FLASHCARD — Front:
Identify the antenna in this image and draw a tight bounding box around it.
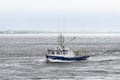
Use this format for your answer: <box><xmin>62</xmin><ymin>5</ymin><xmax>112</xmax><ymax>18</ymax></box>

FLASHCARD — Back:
<box><xmin>57</xmin><ymin>16</ymin><xmax>66</xmax><ymax>34</ymax></box>
<box><xmin>63</xmin><ymin>16</ymin><xmax>65</xmax><ymax>34</ymax></box>
<box><xmin>58</xmin><ymin>16</ymin><xmax>60</xmax><ymax>34</ymax></box>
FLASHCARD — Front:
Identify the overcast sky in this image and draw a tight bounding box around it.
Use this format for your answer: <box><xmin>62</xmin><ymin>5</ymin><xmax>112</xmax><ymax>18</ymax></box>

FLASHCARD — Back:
<box><xmin>0</xmin><ymin>0</ymin><xmax>120</xmax><ymax>32</ymax></box>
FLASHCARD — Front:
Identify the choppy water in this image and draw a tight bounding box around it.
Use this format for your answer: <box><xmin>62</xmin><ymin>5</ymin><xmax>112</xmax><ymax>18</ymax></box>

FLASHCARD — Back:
<box><xmin>0</xmin><ymin>34</ymin><xmax>120</xmax><ymax>80</ymax></box>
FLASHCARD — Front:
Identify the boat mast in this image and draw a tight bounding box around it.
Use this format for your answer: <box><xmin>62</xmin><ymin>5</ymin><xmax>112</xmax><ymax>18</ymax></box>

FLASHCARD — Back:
<box><xmin>57</xmin><ymin>16</ymin><xmax>65</xmax><ymax>49</ymax></box>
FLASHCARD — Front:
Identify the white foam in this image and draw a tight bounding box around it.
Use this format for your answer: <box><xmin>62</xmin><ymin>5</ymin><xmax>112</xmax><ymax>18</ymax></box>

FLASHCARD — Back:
<box><xmin>88</xmin><ymin>56</ymin><xmax>119</xmax><ymax>62</ymax></box>
<box><xmin>46</xmin><ymin>59</ymin><xmax>74</xmax><ymax>62</ymax></box>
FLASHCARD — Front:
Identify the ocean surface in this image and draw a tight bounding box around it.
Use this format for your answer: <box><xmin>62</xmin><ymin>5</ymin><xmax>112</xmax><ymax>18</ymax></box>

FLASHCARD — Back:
<box><xmin>0</xmin><ymin>34</ymin><xmax>120</xmax><ymax>80</ymax></box>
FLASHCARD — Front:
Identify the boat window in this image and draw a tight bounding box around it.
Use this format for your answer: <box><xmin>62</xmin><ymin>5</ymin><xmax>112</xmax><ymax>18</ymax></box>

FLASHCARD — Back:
<box><xmin>57</xmin><ymin>51</ymin><xmax>59</xmax><ymax>54</ymax></box>
<box><xmin>52</xmin><ymin>51</ymin><xmax>54</xmax><ymax>54</ymax></box>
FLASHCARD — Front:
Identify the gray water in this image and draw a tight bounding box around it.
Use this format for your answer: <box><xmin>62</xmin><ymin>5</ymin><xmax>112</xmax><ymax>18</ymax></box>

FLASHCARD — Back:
<box><xmin>0</xmin><ymin>35</ymin><xmax>120</xmax><ymax>80</ymax></box>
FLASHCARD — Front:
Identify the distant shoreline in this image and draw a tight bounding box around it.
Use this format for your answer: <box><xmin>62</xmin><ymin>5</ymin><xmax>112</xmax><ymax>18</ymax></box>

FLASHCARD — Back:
<box><xmin>0</xmin><ymin>30</ymin><xmax>120</xmax><ymax>34</ymax></box>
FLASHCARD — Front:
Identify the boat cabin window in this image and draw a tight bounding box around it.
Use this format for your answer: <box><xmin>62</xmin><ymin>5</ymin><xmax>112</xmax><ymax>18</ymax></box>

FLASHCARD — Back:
<box><xmin>48</xmin><ymin>49</ymin><xmax>68</xmax><ymax>55</ymax></box>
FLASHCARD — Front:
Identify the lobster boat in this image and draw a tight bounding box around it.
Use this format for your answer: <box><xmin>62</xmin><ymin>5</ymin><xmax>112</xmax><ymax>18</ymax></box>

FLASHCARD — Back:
<box><xmin>46</xmin><ymin>33</ymin><xmax>89</xmax><ymax>62</ymax></box>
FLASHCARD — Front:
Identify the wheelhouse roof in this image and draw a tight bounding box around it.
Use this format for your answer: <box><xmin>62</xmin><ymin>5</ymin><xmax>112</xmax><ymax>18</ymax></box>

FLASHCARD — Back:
<box><xmin>48</xmin><ymin>50</ymin><xmax>68</xmax><ymax>52</ymax></box>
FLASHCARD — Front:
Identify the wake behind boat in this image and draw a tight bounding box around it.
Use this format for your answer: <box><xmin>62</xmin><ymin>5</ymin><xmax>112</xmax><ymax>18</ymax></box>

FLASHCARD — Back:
<box><xmin>46</xmin><ymin>33</ymin><xmax>90</xmax><ymax>62</ymax></box>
